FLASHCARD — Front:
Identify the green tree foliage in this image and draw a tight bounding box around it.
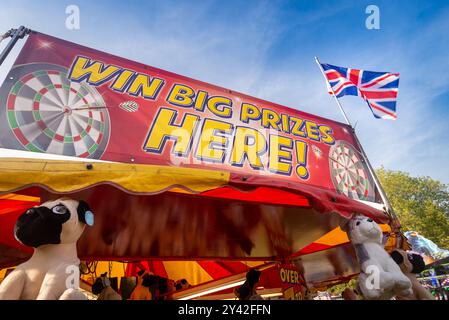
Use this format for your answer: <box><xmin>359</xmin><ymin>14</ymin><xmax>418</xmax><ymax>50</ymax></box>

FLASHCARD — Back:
<box><xmin>376</xmin><ymin>168</ymin><xmax>449</xmax><ymax>248</ymax></box>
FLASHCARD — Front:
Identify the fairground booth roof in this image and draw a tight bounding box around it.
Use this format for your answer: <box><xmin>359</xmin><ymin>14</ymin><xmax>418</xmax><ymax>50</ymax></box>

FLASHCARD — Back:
<box><xmin>0</xmin><ymin>30</ymin><xmax>401</xmax><ymax>289</ymax></box>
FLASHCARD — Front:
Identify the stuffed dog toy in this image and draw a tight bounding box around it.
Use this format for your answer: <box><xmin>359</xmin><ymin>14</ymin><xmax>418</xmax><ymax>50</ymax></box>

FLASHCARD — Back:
<box><xmin>342</xmin><ymin>215</ymin><xmax>412</xmax><ymax>300</ymax></box>
<box><xmin>390</xmin><ymin>249</ymin><xmax>434</xmax><ymax>300</ymax></box>
<box><xmin>0</xmin><ymin>198</ymin><xmax>94</xmax><ymax>300</ymax></box>
<box><xmin>175</xmin><ymin>279</ymin><xmax>191</xmax><ymax>291</ymax></box>
<box><xmin>92</xmin><ymin>272</ymin><xmax>122</xmax><ymax>300</ymax></box>
<box><xmin>129</xmin><ymin>270</ymin><xmax>153</xmax><ymax>300</ymax></box>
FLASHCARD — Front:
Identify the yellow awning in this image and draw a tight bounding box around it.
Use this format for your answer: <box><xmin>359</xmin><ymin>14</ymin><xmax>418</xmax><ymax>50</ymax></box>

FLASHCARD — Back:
<box><xmin>0</xmin><ymin>158</ymin><xmax>230</xmax><ymax>195</ymax></box>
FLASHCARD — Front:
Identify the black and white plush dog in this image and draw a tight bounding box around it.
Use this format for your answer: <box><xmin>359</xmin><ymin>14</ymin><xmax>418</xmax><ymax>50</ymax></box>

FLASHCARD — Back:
<box><xmin>92</xmin><ymin>272</ymin><xmax>122</xmax><ymax>300</ymax></box>
<box><xmin>0</xmin><ymin>198</ymin><xmax>94</xmax><ymax>300</ymax></box>
<box><xmin>390</xmin><ymin>249</ymin><xmax>434</xmax><ymax>300</ymax></box>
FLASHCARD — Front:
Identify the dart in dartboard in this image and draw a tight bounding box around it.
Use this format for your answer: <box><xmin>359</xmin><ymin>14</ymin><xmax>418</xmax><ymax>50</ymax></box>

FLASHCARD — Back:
<box><xmin>328</xmin><ymin>140</ymin><xmax>375</xmax><ymax>201</ymax></box>
<box><xmin>0</xmin><ymin>63</ymin><xmax>110</xmax><ymax>158</ymax></box>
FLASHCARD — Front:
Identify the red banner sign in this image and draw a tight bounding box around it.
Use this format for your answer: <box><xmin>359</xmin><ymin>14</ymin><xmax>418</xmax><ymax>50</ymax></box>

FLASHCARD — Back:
<box><xmin>260</xmin><ymin>264</ymin><xmax>306</xmax><ymax>300</ymax></box>
<box><xmin>0</xmin><ymin>32</ymin><xmax>376</xmax><ymax>201</ymax></box>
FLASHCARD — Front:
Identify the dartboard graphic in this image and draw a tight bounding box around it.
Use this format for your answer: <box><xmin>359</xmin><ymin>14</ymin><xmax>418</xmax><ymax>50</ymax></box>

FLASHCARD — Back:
<box><xmin>0</xmin><ymin>63</ymin><xmax>110</xmax><ymax>158</ymax></box>
<box><xmin>328</xmin><ymin>140</ymin><xmax>374</xmax><ymax>201</ymax></box>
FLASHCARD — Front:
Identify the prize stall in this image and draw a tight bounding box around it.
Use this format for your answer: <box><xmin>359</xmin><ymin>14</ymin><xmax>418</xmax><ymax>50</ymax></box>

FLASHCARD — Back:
<box><xmin>0</xmin><ymin>29</ymin><xmax>406</xmax><ymax>300</ymax></box>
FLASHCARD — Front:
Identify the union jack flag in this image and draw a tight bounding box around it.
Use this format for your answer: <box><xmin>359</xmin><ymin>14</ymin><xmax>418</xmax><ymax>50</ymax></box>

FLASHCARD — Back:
<box><xmin>320</xmin><ymin>62</ymin><xmax>399</xmax><ymax>120</ymax></box>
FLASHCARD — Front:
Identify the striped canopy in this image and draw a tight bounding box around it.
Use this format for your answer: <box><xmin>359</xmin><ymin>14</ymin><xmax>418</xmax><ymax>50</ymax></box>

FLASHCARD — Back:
<box><xmin>0</xmin><ymin>157</ymin><xmax>402</xmax><ymax>289</ymax></box>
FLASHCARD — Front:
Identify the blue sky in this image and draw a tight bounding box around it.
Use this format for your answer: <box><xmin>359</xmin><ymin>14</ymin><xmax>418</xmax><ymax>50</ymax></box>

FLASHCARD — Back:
<box><xmin>1</xmin><ymin>0</ymin><xmax>448</xmax><ymax>183</ymax></box>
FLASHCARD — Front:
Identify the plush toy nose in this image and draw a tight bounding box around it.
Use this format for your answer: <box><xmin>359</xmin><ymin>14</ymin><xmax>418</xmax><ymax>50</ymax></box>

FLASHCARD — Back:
<box><xmin>25</xmin><ymin>207</ymin><xmax>44</xmax><ymax>218</ymax></box>
<box><xmin>367</xmin><ymin>218</ymin><xmax>373</xmax><ymax>222</ymax></box>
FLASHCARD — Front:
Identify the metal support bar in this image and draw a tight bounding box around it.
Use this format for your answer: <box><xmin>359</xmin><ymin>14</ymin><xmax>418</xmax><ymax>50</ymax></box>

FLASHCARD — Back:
<box><xmin>0</xmin><ymin>26</ymin><xmax>30</xmax><ymax>67</ymax></box>
<box><xmin>350</xmin><ymin>127</ymin><xmax>398</xmax><ymax>222</ymax></box>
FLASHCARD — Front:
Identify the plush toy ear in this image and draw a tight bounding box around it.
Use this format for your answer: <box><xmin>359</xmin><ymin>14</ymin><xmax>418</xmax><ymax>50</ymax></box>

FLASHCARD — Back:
<box><xmin>339</xmin><ymin>218</ymin><xmax>351</xmax><ymax>233</ymax></box>
<box><xmin>77</xmin><ymin>200</ymin><xmax>94</xmax><ymax>226</ymax></box>
<box><xmin>91</xmin><ymin>278</ymin><xmax>104</xmax><ymax>295</ymax></box>
<box><xmin>101</xmin><ymin>273</ymin><xmax>111</xmax><ymax>287</ymax></box>
<box><xmin>390</xmin><ymin>250</ymin><xmax>404</xmax><ymax>265</ymax></box>
<box><xmin>409</xmin><ymin>253</ymin><xmax>425</xmax><ymax>274</ymax></box>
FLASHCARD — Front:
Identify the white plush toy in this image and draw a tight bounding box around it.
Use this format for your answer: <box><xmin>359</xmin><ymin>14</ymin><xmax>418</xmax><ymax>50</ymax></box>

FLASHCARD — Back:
<box><xmin>342</xmin><ymin>215</ymin><xmax>412</xmax><ymax>300</ymax></box>
<box><xmin>0</xmin><ymin>198</ymin><xmax>94</xmax><ymax>300</ymax></box>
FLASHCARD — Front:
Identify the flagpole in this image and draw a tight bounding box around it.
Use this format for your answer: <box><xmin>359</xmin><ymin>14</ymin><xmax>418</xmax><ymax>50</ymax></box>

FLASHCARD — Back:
<box><xmin>315</xmin><ymin>57</ymin><xmax>352</xmax><ymax>126</ymax></box>
<box><xmin>314</xmin><ymin>57</ymin><xmax>398</xmax><ymax>224</ymax></box>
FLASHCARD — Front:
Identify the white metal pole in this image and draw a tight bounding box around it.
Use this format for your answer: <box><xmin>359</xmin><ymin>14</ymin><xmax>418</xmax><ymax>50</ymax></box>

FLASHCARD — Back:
<box><xmin>314</xmin><ymin>57</ymin><xmax>397</xmax><ymax>223</ymax></box>
<box><xmin>315</xmin><ymin>57</ymin><xmax>352</xmax><ymax>126</ymax></box>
